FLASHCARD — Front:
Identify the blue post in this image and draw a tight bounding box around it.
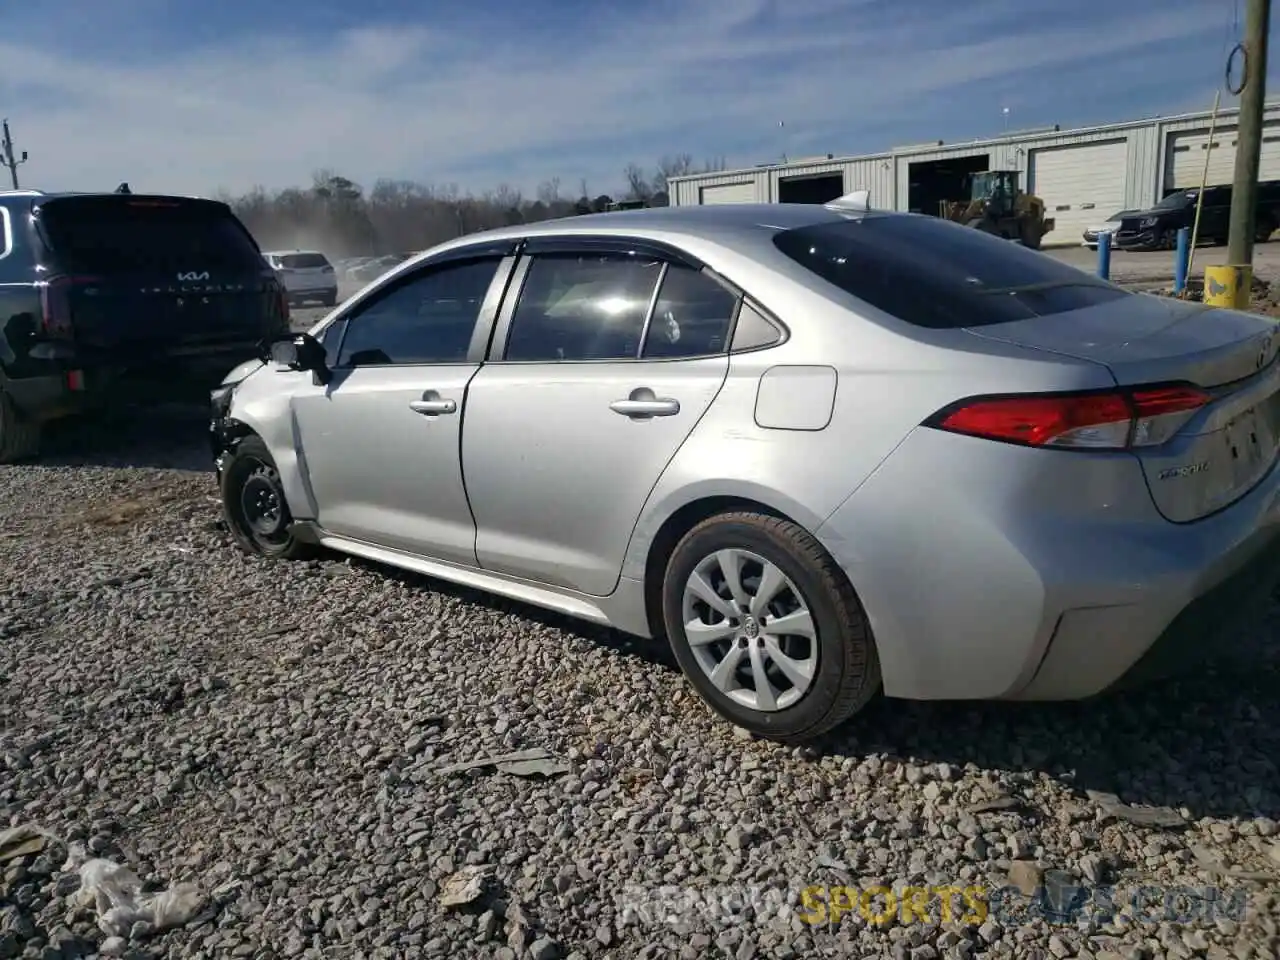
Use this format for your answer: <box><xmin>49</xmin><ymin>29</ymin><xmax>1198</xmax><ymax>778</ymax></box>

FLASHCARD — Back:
<box><xmin>1097</xmin><ymin>231</ymin><xmax>1111</xmax><ymax>280</ymax></box>
<box><xmin>1174</xmin><ymin>227</ymin><xmax>1191</xmax><ymax>293</ymax></box>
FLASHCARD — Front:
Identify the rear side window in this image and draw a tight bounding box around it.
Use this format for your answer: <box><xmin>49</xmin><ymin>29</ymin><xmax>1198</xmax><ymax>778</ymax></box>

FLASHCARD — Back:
<box><xmin>36</xmin><ymin>197</ymin><xmax>265</xmax><ymax>273</ymax></box>
<box><xmin>278</xmin><ymin>253</ymin><xmax>331</xmax><ymax>269</ymax></box>
<box><xmin>642</xmin><ymin>265</ymin><xmax>739</xmax><ymax>359</ymax></box>
<box><xmin>505</xmin><ymin>253</ymin><xmax>663</xmax><ymax>361</ymax></box>
<box><xmin>773</xmin><ymin>216</ymin><xmax>1128</xmax><ymax>329</ymax></box>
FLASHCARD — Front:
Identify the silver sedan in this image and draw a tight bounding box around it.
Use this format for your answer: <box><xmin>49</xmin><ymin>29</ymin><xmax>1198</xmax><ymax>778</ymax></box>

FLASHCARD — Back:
<box><xmin>209</xmin><ymin>201</ymin><xmax>1280</xmax><ymax>743</ymax></box>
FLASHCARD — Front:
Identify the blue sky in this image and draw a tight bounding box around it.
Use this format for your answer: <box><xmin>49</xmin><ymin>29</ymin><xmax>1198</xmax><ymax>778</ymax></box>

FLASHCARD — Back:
<box><xmin>0</xmin><ymin>0</ymin><xmax>1272</xmax><ymax>199</ymax></box>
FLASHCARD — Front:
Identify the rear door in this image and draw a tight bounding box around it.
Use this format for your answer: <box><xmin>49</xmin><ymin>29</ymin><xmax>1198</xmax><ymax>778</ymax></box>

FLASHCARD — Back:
<box><xmin>33</xmin><ymin>195</ymin><xmax>286</xmax><ymax>359</ymax></box>
<box><xmin>461</xmin><ymin>238</ymin><xmax>736</xmax><ymax>596</ymax></box>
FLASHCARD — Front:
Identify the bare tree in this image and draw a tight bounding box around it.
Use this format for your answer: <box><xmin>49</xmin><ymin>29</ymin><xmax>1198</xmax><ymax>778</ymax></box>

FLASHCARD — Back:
<box><xmin>220</xmin><ymin>156</ymin><xmax>709</xmax><ymax>257</ymax></box>
<box><xmin>622</xmin><ymin>163</ymin><xmax>652</xmax><ymax>201</ymax></box>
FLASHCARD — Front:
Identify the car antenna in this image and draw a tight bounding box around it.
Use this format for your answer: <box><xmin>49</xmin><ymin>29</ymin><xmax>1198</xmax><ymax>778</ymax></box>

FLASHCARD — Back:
<box><xmin>115</xmin><ymin>181</ymin><xmax>131</xmax><ymax>194</ymax></box>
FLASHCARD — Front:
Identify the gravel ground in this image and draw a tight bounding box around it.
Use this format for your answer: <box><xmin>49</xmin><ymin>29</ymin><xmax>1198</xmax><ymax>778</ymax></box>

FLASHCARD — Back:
<box><xmin>2</xmin><ymin>284</ymin><xmax>1280</xmax><ymax>960</ymax></box>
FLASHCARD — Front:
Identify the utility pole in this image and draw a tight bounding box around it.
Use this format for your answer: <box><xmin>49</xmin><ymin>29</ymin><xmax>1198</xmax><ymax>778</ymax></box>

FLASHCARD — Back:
<box><xmin>1227</xmin><ymin>0</ymin><xmax>1272</xmax><ymax>267</ymax></box>
<box><xmin>0</xmin><ymin>119</ymin><xmax>28</xmax><ymax>190</ymax></box>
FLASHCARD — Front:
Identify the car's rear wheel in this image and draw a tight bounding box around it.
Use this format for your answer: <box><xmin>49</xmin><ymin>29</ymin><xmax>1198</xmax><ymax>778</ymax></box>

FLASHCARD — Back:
<box><xmin>661</xmin><ymin>511</ymin><xmax>880</xmax><ymax>743</ymax></box>
<box><xmin>0</xmin><ymin>391</ymin><xmax>41</xmax><ymax>464</ymax></box>
<box><xmin>220</xmin><ymin>434</ymin><xmax>316</xmax><ymax>560</ymax></box>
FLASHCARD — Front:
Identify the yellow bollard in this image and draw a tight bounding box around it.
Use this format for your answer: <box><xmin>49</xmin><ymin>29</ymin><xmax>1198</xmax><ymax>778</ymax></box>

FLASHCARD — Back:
<box><xmin>1203</xmin><ymin>264</ymin><xmax>1253</xmax><ymax>309</ymax></box>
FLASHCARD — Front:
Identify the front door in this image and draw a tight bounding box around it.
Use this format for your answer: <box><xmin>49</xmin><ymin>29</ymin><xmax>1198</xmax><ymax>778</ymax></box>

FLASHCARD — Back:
<box><xmin>291</xmin><ymin>255</ymin><xmax>509</xmax><ymax>565</ymax></box>
<box><xmin>462</xmin><ymin>246</ymin><xmax>738</xmax><ymax>595</ymax></box>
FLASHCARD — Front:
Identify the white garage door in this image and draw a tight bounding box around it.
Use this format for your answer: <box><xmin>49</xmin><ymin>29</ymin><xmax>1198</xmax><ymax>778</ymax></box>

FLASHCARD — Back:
<box><xmin>1166</xmin><ymin>122</ymin><xmax>1280</xmax><ymax>189</ymax></box>
<box><xmin>1028</xmin><ymin>140</ymin><xmax>1129</xmax><ymax>244</ymax></box>
<box><xmin>699</xmin><ymin>182</ymin><xmax>755</xmax><ymax>204</ymax></box>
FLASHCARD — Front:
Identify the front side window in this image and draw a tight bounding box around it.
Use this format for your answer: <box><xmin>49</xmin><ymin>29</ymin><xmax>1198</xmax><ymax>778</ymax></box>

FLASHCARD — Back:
<box><xmin>641</xmin><ymin>264</ymin><xmax>740</xmax><ymax>359</ymax></box>
<box><xmin>336</xmin><ymin>258</ymin><xmax>499</xmax><ymax>367</ymax></box>
<box><xmin>318</xmin><ymin>318</ymin><xmax>348</xmax><ymax>368</ymax></box>
<box><xmin>504</xmin><ymin>253</ymin><xmax>663</xmax><ymax>361</ymax></box>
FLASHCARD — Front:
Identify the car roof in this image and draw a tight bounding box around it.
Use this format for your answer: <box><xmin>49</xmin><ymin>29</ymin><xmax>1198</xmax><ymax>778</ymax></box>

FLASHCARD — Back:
<box><xmin>421</xmin><ymin>202</ymin><xmax>881</xmax><ymax>262</ymax></box>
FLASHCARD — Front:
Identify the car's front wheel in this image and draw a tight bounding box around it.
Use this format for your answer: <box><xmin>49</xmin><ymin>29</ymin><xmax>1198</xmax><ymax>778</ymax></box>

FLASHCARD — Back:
<box><xmin>220</xmin><ymin>435</ymin><xmax>316</xmax><ymax>560</ymax></box>
<box><xmin>661</xmin><ymin>511</ymin><xmax>880</xmax><ymax>743</ymax></box>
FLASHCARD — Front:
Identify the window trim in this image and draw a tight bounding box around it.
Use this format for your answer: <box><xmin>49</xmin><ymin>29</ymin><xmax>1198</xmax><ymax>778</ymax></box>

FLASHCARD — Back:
<box><xmin>326</xmin><ymin>238</ymin><xmax>521</xmax><ymax>330</ymax></box>
<box><xmin>520</xmin><ymin>234</ymin><xmax>706</xmax><ymax>270</ymax></box>
<box><xmin>0</xmin><ymin>206</ymin><xmax>12</xmax><ymax>261</ymax></box>
<box><xmin>327</xmin><ymin>252</ymin><xmax>517</xmax><ymax>370</ymax></box>
<box><xmin>489</xmin><ymin>245</ymin><xmax>779</xmax><ymax>364</ymax></box>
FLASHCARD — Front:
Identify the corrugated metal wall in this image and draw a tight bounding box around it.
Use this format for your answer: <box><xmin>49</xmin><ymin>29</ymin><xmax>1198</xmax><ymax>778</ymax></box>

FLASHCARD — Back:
<box><xmin>667</xmin><ymin>102</ymin><xmax>1280</xmax><ymax>213</ymax></box>
<box><xmin>671</xmin><ymin>171</ymin><xmax>766</xmax><ymax>206</ymax></box>
<box><xmin>893</xmin><ymin>148</ymin><xmax>997</xmax><ymax>212</ymax></box>
<box><xmin>1153</xmin><ymin>104</ymin><xmax>1280</xmax><ymax>196</ymax></box>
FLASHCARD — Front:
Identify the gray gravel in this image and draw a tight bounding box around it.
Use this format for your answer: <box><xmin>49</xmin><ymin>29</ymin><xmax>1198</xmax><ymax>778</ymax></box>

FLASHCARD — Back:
<box><xmin>2</xmin><ymin>405</ymin><xmax>1280</xmax><ymax>960</ymax></box>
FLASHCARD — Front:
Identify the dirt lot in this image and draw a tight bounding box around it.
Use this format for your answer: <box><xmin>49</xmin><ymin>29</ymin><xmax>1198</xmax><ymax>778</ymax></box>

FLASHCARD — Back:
<box><xmin>1047</xmin><ymin>242</ymin><xmax>1280</xmax><ymax>289</ymax></box>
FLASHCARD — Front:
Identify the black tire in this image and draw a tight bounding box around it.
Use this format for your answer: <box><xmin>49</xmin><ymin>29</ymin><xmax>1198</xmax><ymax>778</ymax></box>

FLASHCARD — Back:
<box><xmin>219</xmin><ymin>434</ymin><xmax>316</xmax><ymax>560</ymax></box>
<box><xmin>661</xmin><ymin>511</ymin><xmax>881</xmax><ymax>743</ymax></box>
<box><xmin>1257</xmin><ymin>216</ymin><xmax>1275</xmax><ymax>243</ymax></box>
<box><xmin>322</xmin><ymin>292</ymin><xmax>338</xmax><ymax>307</ymax></box>
<box><xmin>0</xmin><ymin>391</ymin><xmax>42</xmax><ymax>464</ymax></box>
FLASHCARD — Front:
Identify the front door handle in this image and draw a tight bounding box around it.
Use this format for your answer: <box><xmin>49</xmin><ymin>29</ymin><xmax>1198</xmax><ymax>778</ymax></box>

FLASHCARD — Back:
<box><xmin>610</xmin><ymin>387</ymin><xmax>680</xmax><ymax>419</ymax></box>
<box><xmin>409</xmin><ymin>391</ymin><xmax>457</xmax><ymax>417</ymax></box>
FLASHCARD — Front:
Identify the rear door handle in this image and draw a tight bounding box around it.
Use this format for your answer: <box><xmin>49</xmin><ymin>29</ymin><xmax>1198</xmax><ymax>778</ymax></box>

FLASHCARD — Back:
<box><xmin>409</xmin><ymin>392</ymin><xmax>457</xmax><ymax>416</ymax></box>
<box><xmin>610</xmin><ymin>388</ymin><xmax>680</xmax><ymax>419</ymax></box>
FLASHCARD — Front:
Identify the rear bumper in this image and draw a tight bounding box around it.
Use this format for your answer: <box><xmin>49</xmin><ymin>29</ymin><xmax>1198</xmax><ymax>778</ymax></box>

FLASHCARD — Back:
<box><xmin>815</xmin><ymin>427</ymin><xmax>1280</xmax><ymax>702</ymax></box>
<box><xmin>5</xmin><ymin>349</ymin><xmax>262</xmax><ymax>422</ymax></box>
<box><xmin>284</xmin><ymin>281</ymin><xmax>337</xmax><ymax>297</ymax></box>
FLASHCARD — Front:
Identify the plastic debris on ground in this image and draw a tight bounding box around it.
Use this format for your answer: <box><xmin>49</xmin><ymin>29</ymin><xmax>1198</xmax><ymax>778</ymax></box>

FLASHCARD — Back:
<box><xmin>61</xmin><ymin>841</ymin><xmax>205</xmax><ymax>938</ymax></box>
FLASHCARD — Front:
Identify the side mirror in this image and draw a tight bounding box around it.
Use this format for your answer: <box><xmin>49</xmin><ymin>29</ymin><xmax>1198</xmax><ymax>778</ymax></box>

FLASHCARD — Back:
<box><xmin>263</xmin><ymin>333</ymin><xmax>333</xmax><ymax>385</ymax></box>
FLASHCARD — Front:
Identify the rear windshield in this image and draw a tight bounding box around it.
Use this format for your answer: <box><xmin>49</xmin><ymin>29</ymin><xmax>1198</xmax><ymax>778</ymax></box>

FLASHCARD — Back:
<box><xmin>772</xmin><ymin>215</ymin><xmax>1128</xmax><ymax>329</ymax></box>
<box><xmin>37</xmin><ymin>197</ymin><xmax>265</xmax><ymax>273</ymax></box>
<box><xmin>1153</xmin><ymin>191</ymin><xmax>1195</xmax><ymax>210</ymax></box>
<box><xmin>277</xmin><ymin>253</ymin><xmax>331</xmax><ymax>269</ymax></box>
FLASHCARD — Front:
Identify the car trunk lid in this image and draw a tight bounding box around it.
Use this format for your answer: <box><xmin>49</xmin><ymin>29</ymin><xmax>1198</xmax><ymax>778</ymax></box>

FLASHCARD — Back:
<box><xmin>965</xmin><ymin>294</ymin><xmax>1280</xmax><ymax>522</ymax></box>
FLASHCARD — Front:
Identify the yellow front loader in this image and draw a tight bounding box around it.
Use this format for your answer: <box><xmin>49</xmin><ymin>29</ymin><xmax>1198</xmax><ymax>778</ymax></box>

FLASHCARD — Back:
<box><xmin>938</xmin><ymin>170</ymin><xmax>1054</xmax><ymax>250</ymax></box>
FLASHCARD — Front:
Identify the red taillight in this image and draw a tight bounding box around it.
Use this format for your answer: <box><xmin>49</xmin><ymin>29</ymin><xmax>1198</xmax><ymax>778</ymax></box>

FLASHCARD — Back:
<box><xmin>927</xmin><ymin>384</ymin><xmax>1212</xmax><ymax>450</ymax></box>
<box><xmin>38</xmin><ymin>275</ymin><xmax>100</xmax><ymax>339</ymax></box>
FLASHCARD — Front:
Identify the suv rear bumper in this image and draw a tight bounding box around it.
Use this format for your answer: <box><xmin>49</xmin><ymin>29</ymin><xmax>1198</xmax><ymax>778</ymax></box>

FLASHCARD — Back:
<box><xmin>6</xmin><ymin>349</ymin><xmax>263</xmax><ymax>422</ymax></box>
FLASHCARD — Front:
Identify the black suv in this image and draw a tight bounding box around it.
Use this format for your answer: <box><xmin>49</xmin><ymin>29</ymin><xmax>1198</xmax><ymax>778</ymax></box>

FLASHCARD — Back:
<box><xmin>0</xmin><ymin>190</ymin><xmax>290</xmax><ymax>462</ymax></box>
<box><xmin>1113</xmin><ymin>180</ymin><xmax>1280</xmax><ymax>251</ymax></box>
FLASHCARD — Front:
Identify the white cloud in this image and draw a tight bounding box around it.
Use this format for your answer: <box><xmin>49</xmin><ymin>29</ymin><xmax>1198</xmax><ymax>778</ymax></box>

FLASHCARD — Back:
<box><xmin>0</xmin><ymin>0</ymin><xmax>1232</xmax><ymax>198</ymax></box>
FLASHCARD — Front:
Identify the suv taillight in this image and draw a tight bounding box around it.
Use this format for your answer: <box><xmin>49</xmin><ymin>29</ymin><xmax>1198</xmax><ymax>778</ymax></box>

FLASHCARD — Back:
<box><xmin>924</xmin><ymin>384</ymin><xmax>1211</xmax><ymax>450</ymax></box>
<box><xmin>275</xmin><ymin>284</ymin><xmax>290</xmax><ymax>327</ymax></box>
<box><xmin>39</xmin><ymin>275</ymin><xmax>100</xmax><ymax>339</ymax></box>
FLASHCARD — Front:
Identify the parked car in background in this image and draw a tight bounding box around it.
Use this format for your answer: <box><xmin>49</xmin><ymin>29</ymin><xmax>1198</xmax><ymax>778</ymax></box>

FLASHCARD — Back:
<box><xmin>349</xmin><ymin>253</ymin><xmax>413</xmax><ymax>285</ymax></box>
<box><xmin>1113</xmin><ymin>181</ymin><xmax>1280</xmax><ymax>251</ymax></box>
<box><xmin>210</xmin><ymin>202</ymin><xmax>1280</xmax><ymax>742</ymax></box>
<box><xmin>262</xmin><ymin>250</ymin><xmax>338</xmax><ymax>306</ymax></box>
<box><xmin>1081</xmin><ymin>210</ymin><xmax>1132</xmax><ymax>249</ymax></box>
<box><xmin>337</xmin><ymin>257</ymin><xmax>374</xmax><ymax>281</ymax></box>
<box><xmin>0</xmin><ymin>189</ymin><xmax>289</xmax><ymax>462</ymax></box>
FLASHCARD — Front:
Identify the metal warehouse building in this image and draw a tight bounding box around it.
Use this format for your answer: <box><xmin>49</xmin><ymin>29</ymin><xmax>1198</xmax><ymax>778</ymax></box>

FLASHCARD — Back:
<box><xmin>668</xmin><ymin>101</ymin><xmax>1280</xmax><ymax>246</ymax></box>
